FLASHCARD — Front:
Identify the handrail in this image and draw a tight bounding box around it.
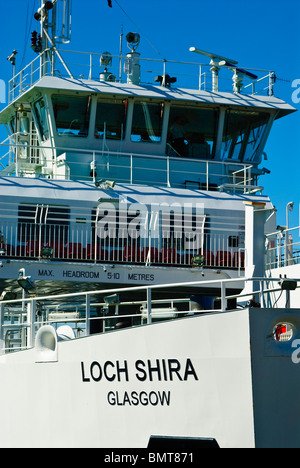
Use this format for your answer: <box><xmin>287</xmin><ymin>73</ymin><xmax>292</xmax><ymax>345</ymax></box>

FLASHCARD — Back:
<box><xmin>1</xmin><ymin>275</ymin><xmax>299</xmax><ymax>354</ymax></box>
<box><xmin>0</xmin><ymin>215</ymin><xmax>245</xmax><ymax>268</ymax></box>
<box><xmin>266</xmin><ymin>226</ymin><xmax>300</xmax><ymax>269</ymax></box>
<box><xmin>7</xmin><ymin>48</ymin><xmax>277</xmax><ymax>104</ymax></box>
<box><xmin>0</xmin><ymin>141</ymin><xmax>258</xmax><ymax>193</ymax></box>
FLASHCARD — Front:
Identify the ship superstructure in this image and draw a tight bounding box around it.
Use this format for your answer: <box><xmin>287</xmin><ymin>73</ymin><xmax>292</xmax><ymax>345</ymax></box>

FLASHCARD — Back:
<box><xmin>0</xmin><ymin>0</ymin><xmax>295</xmax><ymax>299</ymax></box>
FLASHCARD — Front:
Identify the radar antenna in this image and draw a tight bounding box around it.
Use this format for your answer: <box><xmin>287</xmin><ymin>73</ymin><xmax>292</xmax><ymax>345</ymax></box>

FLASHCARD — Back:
<box><xmin>218</xmin><ymin>60</ymin><xmax>258</xmax><ymax>93</ymax></box>
<box><xmin>190</xmin><ymin>47</ymin><xmax>258</xmax><ymax>93</ymax></box>
<box><xmin>189</xmin><ymin>47</ymin><xmax>238</xmax><ymax>92</ymax></box>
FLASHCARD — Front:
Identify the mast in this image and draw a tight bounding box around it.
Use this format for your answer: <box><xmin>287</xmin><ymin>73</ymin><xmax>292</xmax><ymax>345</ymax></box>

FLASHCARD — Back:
<box><xmin>33</xmin><ymin>0</ymin><xmax>72</xmax><ymax>77</ymax></box>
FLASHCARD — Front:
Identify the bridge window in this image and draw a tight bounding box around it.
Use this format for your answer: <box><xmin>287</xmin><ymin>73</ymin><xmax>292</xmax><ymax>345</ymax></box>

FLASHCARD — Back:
<box><xmin>131</xmin><ymin>101</ymin><xmax>164</xmax><ymax>142</ymax></box>
<box><xmin>33</xmin><ymin>99</ymin><xmax>49</xmax><ymax>141</ymax></box>
<box><xmin>221</xmin><ymin>110</ymin><xmax>270</xmax><ymax>163</ymax></box>
<box><xmin>95</xmin><ymin>98</ymin><xmax>128</xmax><ymax>140</ymax></box>
<box><xmin>167</xmin><ymin>105</ymin><xmax>218</xmax><ymax>158</ymax></box>
<box><xmin>52</xmin><ymin>95</ymin><xmax>91</xmax><ymax>137</ymax></box>
<box><xmin>9</xmin><ymin>117</ymin><xmax>15</xmax><ymax>134</ymax></box>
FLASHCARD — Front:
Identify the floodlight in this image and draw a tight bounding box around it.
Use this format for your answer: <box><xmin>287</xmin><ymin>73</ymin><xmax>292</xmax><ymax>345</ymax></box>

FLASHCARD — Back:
<box><xmin>95</xmin><ymin>179</ymin><xmax>116</xmax><ymax>189</ymax></box>
<box><xmin>126</xmin><ymin>32</ymin><xmax>140</xmax><ymax>51</ymax></box>
<box><xmin>34</xmin><ymin>1</ymin><xmax>53</xmax><ymax>20</ymax></box>
<box><xmin>95</xmin><ymin>179</ymin><xmax>104</xmax><ymax>188</ymax></box>
<box><xmin>279</xmin><ymin>278</ymin><xmax>297</xmax><ymax>291</ymax></box>
<box><xmin>41</xmin><ymin>245</ymin><xmax>53</xmax><ymax>259</ymax></box>
<box><xmin>104</xmin><ymin>294</ymin><xmax>120</xmax><ymax>305</ymax></box>
<box><xmin>126</xmin><ymin>32</ymin><xmax>140</xmax><ymax>45</ymax></box>
<box><xmin>45</xmin><ymin>1</ymin><xmax>54</xmax><ymax>10</ymax></box>
<box><xmin>17</xmin><ymin>269</ymin><xmax>36</xmax><ymax>294</ymax></box>
<box><xmin>100</xmin><ymin>52</ymin><xmax>113</xmax><ymax>69</ymax></box>
<box><xmin>18</xmin><ymin>277</ymin><xmax>36</xmax><ymax>293</ymax></box>
<box><xmin>7</xmin><ymin>50</ymin><xmax>18</xmax><ymax>66</ymax></box>
<box><xmin>0</xmin><ymin>291</ymin><xmax>17</xmax><ymax>301</ymax></box>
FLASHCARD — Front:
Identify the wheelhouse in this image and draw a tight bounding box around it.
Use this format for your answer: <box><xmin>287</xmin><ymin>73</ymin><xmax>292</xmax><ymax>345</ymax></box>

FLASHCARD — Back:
<box><xmin>0</xmin><ymin>77</ymin><xmax>291</xmax><ymax>189</ymax></box>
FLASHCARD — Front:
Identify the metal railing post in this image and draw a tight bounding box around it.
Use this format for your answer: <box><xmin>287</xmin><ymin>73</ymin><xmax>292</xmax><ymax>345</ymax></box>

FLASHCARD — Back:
<box><xmin>27</xmin><ymin>299</ymin><xmax>36</xmax><ymax>349</ymax></box>
<box><xmin>221</xmin><ymin>282</ymin><xmax>227</xmax><ymax>312</ymax></box>
<box><xmin>89</xmin><ymin>54</ymin><xmax>92</xmax><ymax>80</ymax></box>
<box><xmin>86</xmin><ymin>294</ymin><xmax>91</xmax><ymax>336</ymax></box>
<box><xmin>259</xmin><ymin>280</ymin><xmax>265</xmax><ymax>308</ymax></box>
<box><xmin>147</xmin><ymin>287</ymin><xmax>152</xmax><ymax>324</ymax></box>
<box><xmin>206</xmin><ymin>161</ymin><xmax>209</xmax><ymax>190</ymax></box>
<box><xmin>92</xmin><ymin>151</ymin><xmax>96</xmax><ymax>184</ymax></box>
<box><xmin>0</xmin><ymin>303</ymin><xmax>3</xmax><ymax>348</ymax></box>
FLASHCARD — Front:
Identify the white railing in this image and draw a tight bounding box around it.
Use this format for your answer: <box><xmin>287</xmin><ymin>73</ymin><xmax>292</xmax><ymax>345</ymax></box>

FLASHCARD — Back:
<box><xmin>266</xmin><ymin>226</ymin><xmax>300</xmax><ymax>270</ymax></box>
<box><xmin>0</xmin><ymin>217</ymin><xmax>245</xmax><ymax>269</ymax></box>
<box><xmin>0</xmin><ymin>142</ymin><xmax>261</xmax><ymax>194</ymax></box>
<box><xmin>0</xmin><ymin>276</ymin><xmax>298</xmax><ymax>355</ymax></box>
<box><xmin>8</xmin><ymin>48</ymin><xmax>277</xmax><ymax>104</ymax></box>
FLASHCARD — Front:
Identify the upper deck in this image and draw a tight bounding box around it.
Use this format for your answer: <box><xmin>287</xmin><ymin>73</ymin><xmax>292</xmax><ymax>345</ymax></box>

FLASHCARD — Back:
<box><xmin>4</xmin><ymin>47</ymin><xmax>293</xmax><ymax>104</ymax></box>
<box><xmin>0</xmin><ymin>53</ymin><xmax>295</xmax><ymax>192</ymax></box>
<box><xmin>0</xmin><ymin>11</ymin><xmax>296</xmax><ymax>193</ymax></box>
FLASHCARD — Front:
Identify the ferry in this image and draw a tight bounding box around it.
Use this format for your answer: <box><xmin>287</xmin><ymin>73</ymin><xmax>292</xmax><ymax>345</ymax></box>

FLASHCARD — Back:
<box><xmin>0</xmin><ymin>0</ymin><xmax>299</xmax><ymax>449</ymax></box>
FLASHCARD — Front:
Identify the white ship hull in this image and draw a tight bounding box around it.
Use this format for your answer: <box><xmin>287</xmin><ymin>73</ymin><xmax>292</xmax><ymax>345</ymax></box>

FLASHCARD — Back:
<box><xmin>1</xmin><ymin>305</ymin><xmax>299</xmax><ymax>448</ymax></box>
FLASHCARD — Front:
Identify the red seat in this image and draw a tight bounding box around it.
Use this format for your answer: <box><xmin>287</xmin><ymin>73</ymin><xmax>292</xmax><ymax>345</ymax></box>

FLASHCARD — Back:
<box><xmin>161</xmin><ymin>248</ymin><xmax>180</xmax><ymax>264</ymax></box>
<box><xmin>233</xmin><ymin>251</ymin><xmax>245</xmax><ymax>268</ymax></box>
<box><xmin>216</xmin><ymin>251</ymin><xmax>232</xmax><ymax>267</ymax></box>
<box><xmin>65</xmin><ymin>243</ymin><xmax>83</xmax><ymax>260</ymax></box>
<box><xmin>142</xmin><ymin>247</ymin><xmax>160</xmax><ymax>263</ymax></box>
<box><xmin>85</xmin><ymin>244</ymin><xmax>109</xmax><ymax>261</ymax></box>
<box><xmin>124</xmin><ymin>246</ymin><xmax>141</xmax><ymax>262</ymax></box>
<box><xmin>27</xmin><ymin>240</ymin><xmax>40</xmax><ymax>257</ymax></box>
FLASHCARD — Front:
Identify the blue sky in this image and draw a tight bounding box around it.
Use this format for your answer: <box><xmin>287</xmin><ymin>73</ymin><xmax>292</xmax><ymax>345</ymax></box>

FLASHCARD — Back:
<box><xmin>0</xmin><ymin>0</ymin><xmax>299</xmax><ymax>226</ymax></box>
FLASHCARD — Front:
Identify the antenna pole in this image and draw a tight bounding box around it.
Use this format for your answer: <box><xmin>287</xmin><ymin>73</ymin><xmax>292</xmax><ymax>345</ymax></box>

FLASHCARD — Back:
<box><xmin>41</xmin><ymin>1</ymin><xmax>49</xmax><ymax>77</ymax></box>
<box><xmin>232</xmin><ymin>70</ymin><xmax>243</xmax><ymax>93</ymax></box>
<box><xmin>119</xmin><ymin>24</ymin><xmax>123</xmax><ymax>83</ymax></box>
<box><xmin>210</xmin><ymin>59</ymin><xmax>220</xmax><ymax>93</ymax></box>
